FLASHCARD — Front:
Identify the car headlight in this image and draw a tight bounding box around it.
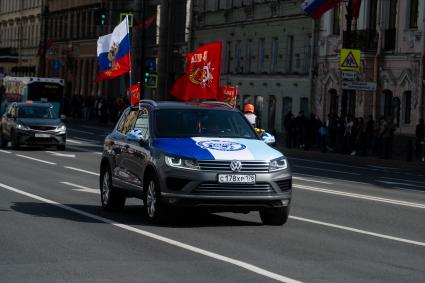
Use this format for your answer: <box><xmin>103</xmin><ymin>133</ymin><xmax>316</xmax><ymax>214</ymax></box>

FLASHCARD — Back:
<box><xmin>165</xmin><ymin>156</ymin><xmax>200</xmax><ymax>171</ymax></box>
<box><xmin>16</xmin><ymin>124</ymin><xmax>30</xmax><ymax>130</ymax></box>
<box><xmin>56</xmin><ymin>124</ymin><xmax>66</xmax><ymax>132</ymax></box>
<box><xmin>269</xmin><ymin>157</ymin><xmax>288</xmax><ymax>172</ymax></box>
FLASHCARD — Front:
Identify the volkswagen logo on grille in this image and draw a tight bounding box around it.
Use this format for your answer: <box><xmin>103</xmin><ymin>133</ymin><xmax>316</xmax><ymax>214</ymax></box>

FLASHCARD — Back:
<box><xmin>230</xmin><ymin>160</ymin><xmax>242</xmax><ymax>172</ymax></box>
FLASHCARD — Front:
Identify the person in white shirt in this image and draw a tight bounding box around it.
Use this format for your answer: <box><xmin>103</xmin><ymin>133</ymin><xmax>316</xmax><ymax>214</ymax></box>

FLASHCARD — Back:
<box><xmin>244</xmin><ymin>103</ymin><xmax>257</xmax><ymax>127</ymax></box>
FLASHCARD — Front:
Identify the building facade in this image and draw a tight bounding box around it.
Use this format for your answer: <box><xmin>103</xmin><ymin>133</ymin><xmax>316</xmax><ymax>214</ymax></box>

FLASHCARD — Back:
<box><xmin>316</xmin><ymin>0</ymin><xmax>425</xmax><ymax>135</ymax></box>
<box><xmin>0</xmin><ymin>0</ymin><xmax>42</xmax><ymax>79</ymax></box>
<box><xmin>191</xmin><ymin>0</ymin><xmax>314</xmax><ymax>133</ymax></box>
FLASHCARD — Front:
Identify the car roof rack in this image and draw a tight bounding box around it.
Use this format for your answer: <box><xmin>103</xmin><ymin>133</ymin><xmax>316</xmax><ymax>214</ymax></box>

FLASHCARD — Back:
<box><xmin>200</xmin><ymin>100</ymin><xmax>233</xmax><ymax>109</ymax></box>
<box><xmin>139</xmin><ymin>99</ymin><xmax>158</xmax><ymax>107</ymax></box>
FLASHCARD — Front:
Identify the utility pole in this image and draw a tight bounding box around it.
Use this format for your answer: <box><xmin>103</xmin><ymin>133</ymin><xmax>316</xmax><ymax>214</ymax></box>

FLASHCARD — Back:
<box><xmin>342</xmin><ymin>0</ymin><xmax>353</xmax><ymax>116</ymax></box>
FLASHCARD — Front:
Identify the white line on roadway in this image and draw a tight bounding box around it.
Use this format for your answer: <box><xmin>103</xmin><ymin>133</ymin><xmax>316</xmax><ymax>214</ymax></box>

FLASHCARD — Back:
<box><xmin>0</xmin><ymin>181</ymin><xmax>301</xmax><ymax>283</ymax></box>
<box><xmin>72</xmin><ymin>137</ymin><xmax>102</xmax><ymax>144</ymax></box>
<box><xmin>289</xmin><ymin>157</ymin><xmax>367</xmax><ymax>171</ymax></box>
<box><xmin>66</xmin><ymin>145</ymin><xmax>102</xmax><ymax>154</ymax></box>
<box><xmin>45</xmin><ymin>151</ymin><xmax>76</xmax><ymax>158</ymax></box>
<box><xmin>376</xmin><ymin>180</ymin><xmax>425</xmax><ymax>189</ymax></box>
<box><xmin>16</xmin><ymin>154</ymin><xmax>56</xmax><ymax>165</ymax></box>
<box><xmin>64</xmin><ymin>166</ymin><xmax>99</xmax><ymax>176</ymax></box>
<box><xmin>60</xmin><ymin>182</ymin><xmax>99</xmax><ymax>194</ymax></box>
<box><xmin>0</xmin><ymin>149</ymin><xmax>12</xmax><ymax>154</ymax></box>
<box><xmin>293</xmin><ymin>165</ymin><xmax>361</xmax><ymax>175</ymax></box>
<box><xmin>294</xmin><ymin>184</ymin><xmax>425</xmax><ymax>209</ymax></box>
<box><xmin>67</xmin><ymin>139</ymin><xmax>83</xmax><ymax>144</ymax></box>
<box><xmin>68</xmin><ymin>128</ymin><xmax>95</xmax><ymax>135</ymax></box>
<box><xmin>292</xmin><ymin>177</ymin><xmax>333</xmax><ymax>185</ymax></box>
<box><xmin>380</xmin><ymin>177</ymin><xmax>425</xmax><ymax>186</ymax></box>
<box><xmin>290</xmin><ymin>216</ymin><xmax>425</xmax><ymax>248</ymax></box>
<box><xmin>293</xmin><ymin>173</ymin><xmax>370</xmax><ymax>186</ymax></box>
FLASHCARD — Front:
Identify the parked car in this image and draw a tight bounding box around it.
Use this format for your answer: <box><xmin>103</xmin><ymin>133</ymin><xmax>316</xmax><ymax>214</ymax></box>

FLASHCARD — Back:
<box><xmin>0</xmin><ymin>102</ymin><xmax>66</xmax><ymax>150</ymax></box>
<box><xmin>99</xmin><ymin>100</ymin><xmax>292</xmax><ymax>225</ymax></box>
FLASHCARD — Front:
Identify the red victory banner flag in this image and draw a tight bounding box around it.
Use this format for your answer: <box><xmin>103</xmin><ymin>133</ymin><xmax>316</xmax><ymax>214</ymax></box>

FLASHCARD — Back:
<box><xmin>218</xmin><ymin>86</ymin><xmax>238</xmax><ymax>107</ymax></box>
<box><xmin>171</xmin><ymin>42</ymin><xmax>223</xmax><ymax>101</ymax></box>
<box><xmin>128</xmin><ymin>83</ymin><xmax>141</xmax><ymax>106</ymax></box>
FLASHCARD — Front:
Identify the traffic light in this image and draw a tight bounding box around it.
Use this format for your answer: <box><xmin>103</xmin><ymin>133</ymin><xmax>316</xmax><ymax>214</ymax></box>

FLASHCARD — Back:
<box><xmin>144</xmin><ymin>72</ymin><xmax>158</xmax><ymax>88</ymax></box>
<box><xmin>95</xmin><ymin>8</ymin><xmax>107</xmax><ymax>25</ymax></box>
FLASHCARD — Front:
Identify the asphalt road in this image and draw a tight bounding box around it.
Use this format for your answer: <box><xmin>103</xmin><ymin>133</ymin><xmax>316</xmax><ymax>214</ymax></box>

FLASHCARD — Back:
<box><xmin>0</xmin><ymin>123</ymin><xmax>424</xmax><ymax>282</ymax></box>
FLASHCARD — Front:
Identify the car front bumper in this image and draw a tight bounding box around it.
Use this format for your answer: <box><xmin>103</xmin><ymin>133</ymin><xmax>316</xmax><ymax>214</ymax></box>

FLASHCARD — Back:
<box><xmin>16</xmin><ymin>129</ymin><xmax>66</xmax><ymax>146</ymax></box>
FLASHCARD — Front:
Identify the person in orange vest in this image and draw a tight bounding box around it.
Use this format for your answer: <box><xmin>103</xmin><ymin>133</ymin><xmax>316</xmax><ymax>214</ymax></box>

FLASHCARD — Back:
<box><xmin>244</xmin><ymin>103</ymin><xmax>256</xmax><ymax>127</ymax></box>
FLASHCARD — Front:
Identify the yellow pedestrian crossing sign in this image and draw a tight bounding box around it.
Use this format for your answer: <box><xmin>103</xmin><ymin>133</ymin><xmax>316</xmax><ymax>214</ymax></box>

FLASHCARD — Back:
<box><xmin>340</xmin><ymin>49</ymin><xmax>361</xmax><ymax>72</ymax></box>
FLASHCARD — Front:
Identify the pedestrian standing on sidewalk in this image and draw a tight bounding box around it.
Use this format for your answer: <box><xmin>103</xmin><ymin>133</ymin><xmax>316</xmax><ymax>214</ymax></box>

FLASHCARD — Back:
<box><xmin>319</xmin><ymin>122</ymin><xmax>328</xmax><ymax>153</ymax></box>
<box><xmin>416</xmin><ymin>118</ymin><xmax>425</xmax><ymax>160</ymax></box>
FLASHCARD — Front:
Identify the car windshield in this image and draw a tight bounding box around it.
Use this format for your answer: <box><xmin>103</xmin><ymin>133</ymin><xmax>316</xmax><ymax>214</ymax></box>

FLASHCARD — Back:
<box><xmin>17</xmin><ymin>106</ymin><xmax>57</xmax><ymax>119</ymax></box>
<box><xmin>155</xmin><ymin>108</ymin><xmax>258</xmax><ymax>139</ymax></box>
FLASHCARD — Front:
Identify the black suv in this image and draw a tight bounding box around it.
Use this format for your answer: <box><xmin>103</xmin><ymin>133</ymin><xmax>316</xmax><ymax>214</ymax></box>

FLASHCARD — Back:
<box><xmin>100</xmin><ymin>100</ymin><xmax>292</xmax><ymax>225</ymax></box>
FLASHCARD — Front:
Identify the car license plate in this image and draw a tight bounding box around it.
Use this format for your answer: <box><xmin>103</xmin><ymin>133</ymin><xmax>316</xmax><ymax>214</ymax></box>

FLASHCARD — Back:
<box><xmin>218</xmin><ymin>174</ymin><xmax>256</xmax><ymax>184</ymax></box>
<box><xmin>35</xmin><ymin>133</ymin><xmax>50</xmax><ymax>138</ymax></box>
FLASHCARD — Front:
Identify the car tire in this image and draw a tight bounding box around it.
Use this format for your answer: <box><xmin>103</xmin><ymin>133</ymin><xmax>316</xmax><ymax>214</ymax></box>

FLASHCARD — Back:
<box><xmin>143</xmin><ymin>173</ymin><xmax>166</xmax><ymax>223</ymax></box>
<box><xmin>100</xmin><ymin>167</ymin><xmax>126</xmax><ymax>211</ymax></box>
<box><xmin>10</xmin><ymin>131</ymin><xmax>19</xmax><ymax>149</ymax></box>
<box><xmin>259</xmin><ymin>206</ymin><xmax>289</xmax><ymax>226</ymax></box>
<box><xmin>57</xmin><ymin>144</ymin><xmax>66</xmax><ymax>151</ymax></box>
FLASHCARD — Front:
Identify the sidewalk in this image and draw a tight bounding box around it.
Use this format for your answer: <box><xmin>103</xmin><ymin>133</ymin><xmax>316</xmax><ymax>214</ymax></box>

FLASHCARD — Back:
<box><xmin>278</xmin><ymin>146</ymin><xmax>425</xmax><ymax>173</ymax></box>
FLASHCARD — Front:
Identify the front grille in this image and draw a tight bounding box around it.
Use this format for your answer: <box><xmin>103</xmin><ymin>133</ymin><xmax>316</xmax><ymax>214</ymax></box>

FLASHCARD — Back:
<box><xmin>198</xmin><ymin>160</ymin><xmax>269</xmax><ymax>173</ymax></box>
<box><xmin>29</xmin><ymin>126</ymin><xmax>56</xmax><ymax>131</ymax></box>
<box><xmin>276</xmin><ymin>179</ymin><xmax>292</xmax><ymax>192</ymax></box>
<box><xmin>194</xmin><ymin>182</ymin><xmax>274</xmax><ymax>195</ymax></box>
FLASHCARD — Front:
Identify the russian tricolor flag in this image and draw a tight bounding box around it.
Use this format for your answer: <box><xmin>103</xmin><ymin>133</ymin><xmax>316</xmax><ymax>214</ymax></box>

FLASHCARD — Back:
<box><xmin>96</xmin><ymin>17</ymin><xmax>131</xmax><ymax>82</ymax></box>
<box><xmin>302</xmin><ymin>0</ymin><xmax>341</xmax><ymax>19</ymax></box>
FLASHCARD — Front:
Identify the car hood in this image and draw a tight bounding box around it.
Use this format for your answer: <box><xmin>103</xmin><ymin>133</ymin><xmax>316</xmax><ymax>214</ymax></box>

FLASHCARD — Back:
<box><xmin>17</xmin><ymin>118</ymin><xmax>62</xmax><ymax>127</ymax></box>
<box><xmin>152</xmin><ymin>137</ymin><xmax>284</xmax><ymax>161</ymax></box>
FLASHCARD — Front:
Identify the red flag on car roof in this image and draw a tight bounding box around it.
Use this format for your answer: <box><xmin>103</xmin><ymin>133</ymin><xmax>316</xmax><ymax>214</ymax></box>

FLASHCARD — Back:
<box><xmin>128</xmin><ymin>82</ymin><xmax>141</xmax><ymax>106</ymax></box>
<box><xmin>171</xmin><ymin>42</ymin><xmax>223</xmax><ymax>101</ymax></box>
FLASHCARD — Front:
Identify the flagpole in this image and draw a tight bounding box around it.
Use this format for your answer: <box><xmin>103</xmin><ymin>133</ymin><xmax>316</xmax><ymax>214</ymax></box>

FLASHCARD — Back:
<box><xmin>126</xmin><ymin>15</ymin><xmax>133</xmax><ymax>94</ymax></box>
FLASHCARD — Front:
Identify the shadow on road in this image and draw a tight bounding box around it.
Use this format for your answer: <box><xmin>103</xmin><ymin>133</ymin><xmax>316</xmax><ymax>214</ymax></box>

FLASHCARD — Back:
<box><xmin>10</xmin><ymin>202</ymin><xmax>262</xmax><ymax>228</ymax></box>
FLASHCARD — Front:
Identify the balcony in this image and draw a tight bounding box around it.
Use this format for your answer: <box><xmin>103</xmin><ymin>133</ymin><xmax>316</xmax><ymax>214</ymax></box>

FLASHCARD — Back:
<box><xmin>343</xmin><ymin>30</ymin><xmax>378</xmax><ymax>51</ymax></box>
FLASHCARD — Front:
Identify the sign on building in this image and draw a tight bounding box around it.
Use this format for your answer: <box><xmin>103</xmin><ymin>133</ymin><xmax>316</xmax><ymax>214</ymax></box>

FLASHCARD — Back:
<box><xmin>341</xmin><ymin>81</ymin><xmax>377</xmax><ymax>92</ymax></box>
<box><xmin>340</xmin><ymin>49</ymin><xmax>361</xmax><ymax>72</ymax></box>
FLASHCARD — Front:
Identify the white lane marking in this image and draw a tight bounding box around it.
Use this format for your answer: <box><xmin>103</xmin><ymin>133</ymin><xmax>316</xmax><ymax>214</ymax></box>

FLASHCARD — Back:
<box><xmin>293</xmin><ymin>165</ymin><xmax>361</xmax><ymax>176</ymax></box>
<box><xmin>0</xmin><ymin>149</ymin><xmax>12</xmax><ymax>154</ymax></box>
<box><xmin>73</xmin><ymin>137</ymin><xmax>102</xmax><ymax>144</ymax></box>
<box><xmin>368</xmin><ymin>165</ymin><xmax>398</xmax><ymax>170</ymax></box>
<box><xmin>66</xmin><ymin>145</ymin><xmax>102</xmax><ymax>154</ymax></box>
<box><xmin>292</xmin><ymin>177</ymin><xmax>333</xmax><ymax>185</ymax></box>
<box><xmin>67</xmin><ymin>139</ymin><xmax>83</xmax><ymax>144</ymax></box>
<box><xmin>293</xmin><ymin>173</ymin><xmax>370</xmax><ymax>186</ymax></box>
<box><xmin>380</xmin><ymin>177</ymin><xmax>425</xmax><ymax>186</ymax></box>
<box><xmin>290</xmin><ymin>215</ymin><xmax>425</xmax><ymax>248</ymax></box>
<box><xmin>0</xmin><ymin>182</ymin><xmax>302</xmax><ymax>283</ymax></box>
<box><xmin>68</xmin><ymin>128</ymin><xmax>95</xmax><ymax>135</ymax></box>
<box><xmin>64</xmin><ymin>166</ymin><xmax>99</xmax><ymax>176</ymax></box>
<box><xmin>294</xmin><ymin>184</ymin><xmax>425</xmax><ymax>209</ymax></box>
<box><xmin>60</xmin><ymin>182</ymin><xmax>99</xmax><ymax>194</ymax></box>
<box><xmin>16</xmin><ymin>154</ymin><xmax>56</xmax><ymax>165</ymax></box>
<box><xmin>45</xmin><ymin>151</ymin><xmax>76</xmax><ymax>158</ymax></box>
<box><xmin>376</xmin><ymin>180</ymin><xmax>425</xmax><ymax>189</ymax></box>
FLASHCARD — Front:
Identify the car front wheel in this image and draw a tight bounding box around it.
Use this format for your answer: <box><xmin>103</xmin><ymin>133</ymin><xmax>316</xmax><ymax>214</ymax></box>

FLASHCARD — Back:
<box><xmin>259</xmin><ymin>206</ymin><xmax>290</xmax><ymax>226</ymax></box>
<box><xmin>100</xmin><ymin>168</ymin><xmax>126</xmax><ymax>211</ymax></box>
<box><xmin>143</xmin><ymin>174</ymin><xmax>166</xmax><ymax>223</ymax></box>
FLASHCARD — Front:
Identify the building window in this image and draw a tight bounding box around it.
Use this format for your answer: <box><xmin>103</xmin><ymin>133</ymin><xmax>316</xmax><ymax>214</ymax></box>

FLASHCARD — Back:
<box><xmin>368</xmin><ymin>0</ymin><xmax>378</xmax><ymax>30</ymax></box>
<box><xmin>258</xmin><ymin>38</ymin><xmax>265</xmax><ymax>73</ymax></box>
<box><xmin>329</xmin><ymin>89</ymin><xmax>339</xmax><ymax>115</ymax></box>
<box><xmin>235</xmin><ymin>40</ymin><xmax>242</xmax><ymax>73</ymax></box>
<box><xmin>225</xmin><ymin>41</ymin><xmax>232</xmax><ymax>73</ymax></box>
<box><xmin>332</xmin><ymin>4</ymin><xmax>340</xmax><ymax>35</ymax></box>
<box><xmin>255</xmin><ymin>95</ymin><xmax>264</xmax><ymax>128</ymax></box>
<box><xmin>383</xmin><ymin>90</ymin><xmax>393</xmax><ymax>118</ymax></box>
<box><xmin>286</xmin><ymin>35</ymin><xmax>294</xmax><ymax>73</ymax></box>
<box><xmin>268</xmin><ymin>95</ymin><xmax>276</xmax><ymax>132</ymax></box>
<box><xmin>271</xmin><ymin>37</ymin><xmax>278</xmax><ymax>73</ymax></box>
<box><xmin>246</xmin><ymin>39</ymin><xmax>252</xmax><ymax>73</ymax></box>
<box><xmin>409</xmin><ymin>0</ymin><xmax>418</xmax><ymax>29</ymax></box>
<box><xmin>403</xmin><ymin>91</ymin><xmax>411</xmax><ymax>124</ymax></box>
<box><xmin>300</xmin><ymin>97</ymin><xmax>309</xmax><ymax>114</ymax></box>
